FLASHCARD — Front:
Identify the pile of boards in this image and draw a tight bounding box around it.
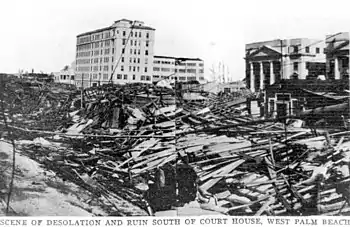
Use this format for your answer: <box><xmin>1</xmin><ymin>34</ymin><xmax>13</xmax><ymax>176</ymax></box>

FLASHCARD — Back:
<box><xmin>4</xmin><ymin>79</ymin><xmax>350</xmax><ymax>216</ymax></box>
<box><xmin>0</xmin><ymin>75</ymin><xmax>78</xmax><ymax>139</ymax></box>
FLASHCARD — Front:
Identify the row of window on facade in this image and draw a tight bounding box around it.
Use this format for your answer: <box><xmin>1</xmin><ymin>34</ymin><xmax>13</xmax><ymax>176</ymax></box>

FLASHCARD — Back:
<box><xmin>60</xmin><ymin>75</ymin><xmax>74</xmax><ymax>80</ymax></box>
<box><xmin>80</xmin><ymin>73</ymin><xmax>151</xmax><ymax>81</ymax></box>
<box><xmin>152</xmin><ymin>75</ymin><xmax>198</xmax><ymax>81</ymax></box>
<box><xmin>153</xmin><ymin>61</ymin><xmax>203</xmax><ymax>67</ymax></box>
<box><xmin>114</xmin><ymin>74</ymin><xmax>151</xmax><ymax>81</ymax></box>
<box><xmin>77</xmin><ymin>38</ymin><xmax>149</xmax><ymax>52</ymax></box>
<box><xmin>78</xmin><ymin>29</ymin><xmax>150</xmax><ymax>44</ymax></box>
<box><xmin>290</xmin><ymin>46</ymin><xmax>321</xmax><ymax>54</ymax></box>
<box><xmin>77</xmin><ymin>48</ymin><xmax>149</xmax><ymax>58</ymax></box>
<box><xmin>153</xmin><ymin>67</ymin><xmax>203</xmax><ymax>73</ymax></box>
<box><xmin>79</xmin><ymin>56</ymin><xmax>149</xmax><ymax>65</ymax></box>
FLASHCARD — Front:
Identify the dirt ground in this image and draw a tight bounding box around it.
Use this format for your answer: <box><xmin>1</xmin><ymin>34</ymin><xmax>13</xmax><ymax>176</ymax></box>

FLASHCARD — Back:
<box><xmin>0</xmin><ymin>140</ymin><xmax>110</xmax><ymax>216</ymax></box>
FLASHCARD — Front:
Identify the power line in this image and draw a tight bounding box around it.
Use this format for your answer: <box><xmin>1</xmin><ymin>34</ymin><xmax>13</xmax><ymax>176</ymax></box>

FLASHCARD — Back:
<box><xmin>108</xmin><ymin>21</ymin><xmax>137</xmax><ymax>83</ymax></box>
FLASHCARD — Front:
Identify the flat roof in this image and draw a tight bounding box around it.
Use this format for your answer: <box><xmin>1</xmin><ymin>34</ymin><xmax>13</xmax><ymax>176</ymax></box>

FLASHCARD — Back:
<box><xmin>154</xmin><ymin>55</ymin><xmax>203</xmax><ymax>61</ymax></box>
<box><xmin>77</xmin><ymin>22</ymin><xmax>155</xmax><ymax>37</ymax></box>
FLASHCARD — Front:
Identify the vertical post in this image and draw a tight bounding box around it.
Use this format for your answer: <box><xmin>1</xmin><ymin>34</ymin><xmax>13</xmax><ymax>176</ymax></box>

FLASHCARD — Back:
<box><xmin>250</xmin><ymin>62</ymin><xmax>255</xmax><ymax>92</ymax></box>
<box><xmin>81</xmin><ymin>73</ymin><xmax>84</xmax><ymax>109</ymax></box>
<box><xmin>280</xmin><ymin>39</ymin><xmax>284</xmax><ymax>80</ymax></box>
<box><xmin>260</xmin><ymin>62</ymin><xmax>264</xmax><ymax>90</ymax></box>
<box><xmin>334</xmin><ymin>57</ymin><xmax>340</xmax><ymax>80</ymax></box>
<box><xmin>270</xmin><ymin>61</ymin><xmax>275</xmax><ymax>85</ymax></box>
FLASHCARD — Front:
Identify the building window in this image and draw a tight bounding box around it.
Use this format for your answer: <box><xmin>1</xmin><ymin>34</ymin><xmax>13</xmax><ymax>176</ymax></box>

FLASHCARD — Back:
<box><xmin>145</xmin><ymin>50</ymin><xmax>148</xmax><ymax>55</ymax></box>
<box><xmin>121</xmin><ymin>66</ymin><xmax>124</xmax><ymax>71</ymax></box>
<box><xmin>186</xmin><ymin>69</ymin><xmax>196</xmax><ymax>73</ymax></box>
<box><xmin>305</xmin><ymin>46</ymin><xmax>310</xmax><ymax>53</ymax></box>
<box><xmin>112</xmin><ymin>48</ymin><xmax>115</xmax><ymax>54</ymax></box>
<box><xmin>133</xmin><ymin>74</ymin><xmax>136</xmax><ymax>80</ymax></box>
<box><xmin>153</xmin><ymin>67</ymin><xmax>160</xmax><ymax>71</ymax></box>
<box><xmin>138</xmin><ymin>49</ymin><xmax>140</xmax><ymax>55</ymax></box>
<box><xmin>134</xmin><ymin>40</ymin><xmax>137</xmax><ymax>46</ymax></box>
<box><xmin>146</xmin><ymin>33</ymin><xmax>149</xmax><ymax>39</ymax></box>
<box><xmin>131</xmin><ymin>40</ymin><xmax>133</xmax><ymax>46</ymax></box>
<box><xmin>103</xmin><ymin>74</ymin><xmax>109</xmax><ymax>80</ymax></box>
<box><xmin>123</xmin><ymin>31</ymin><xmax>126</xmax><ymax>36</ymax></box>
<box><xmin>124</xmin><ymin>74</ymin><xmax>128</xmax><ymax>80</ymax></box>
<box><xmin>293</xmin><ymin>62</ymin><xmax>298</xmax><ymax>71</ymax></box>
<box><xmin>130</xmin><ymin>49</ymin><xmax>133</xmax><ymax>54</ymax></box>
<box><xmin>129</xmin><ymin>66</ymin><xmax>132</xmax><ymax>72</ymax></box>
<box><xmin>139</xmin><ymin>32</ymin><xmax>141</xmax><ymax>38</ymax></box>
<box><xmin>199</xmin><ymin>69</ymin><xmax>204</xmax><ymax>73</ymax></box>
<box><xmin>112</xmin><ymin>56</ymin><xmax>114</xmax><ymax>62</ymax></box>
<box><xmin>134</xmin><ymin>49</ymin><xmax>137</xmax><ymax>55</ymax></box>
<box><xmin>121</xmin><ymin>57</ymin><xmax>124</xmax><ymax>63</ymax></box>
<box><xmin>117</xmin><ymin>74</ymin><xmax>122</xmax><ymax>79</ymax></box>
<box><xmin>133</xmin><ymin>66</ymin><xmax>136</xmax><ymax>72</ymax></box>
<box><xmin>145</xmin><ymin>67</ymin><xmax>148</xmax><ymax>73</ymax></box>
<box><xmin>141</xmin><ymin>75</ymin><xmax>145</xmax><ymax>80</ymax></box>
<box><xmin>293</xmin><ymin>46</ymin><xmax>298</xmax><ymax>53</ymax></box>
<box><xmin>137</xmin><ymin>66</ymin><xmax>140</xmax><ymax>72</ymax></box>
<box><xmin>316</xmin><ymin>47</ymin><xmax>320</xmax><ymax>54</ymax></box>
<box><xmin>123</xmin><ymin>39</ymin><xmax>126</xmax><ymax>45</ymax></box>
<box><xmin>138</xmin><ymin>58</ymin><xmax>140</xmax><ymax>63</ymax></box>
<box><xmin>130</xmin><ymin>31</ymin><xmax>133</xmax><ymax>37</ymax></box>
<box><xmin>122</xmin><ymin>48</ymin><xmax>125</xmax><ymax>54</ymax></box>
<box><xmin>130</xmin><ymin>58</ymin><xmax>132</xmax><ymax>63</ymax></box>
<box><xmin>146</xmin><ymin>41</ymin><xmax>149</xmax><ymax>47</ymax></box>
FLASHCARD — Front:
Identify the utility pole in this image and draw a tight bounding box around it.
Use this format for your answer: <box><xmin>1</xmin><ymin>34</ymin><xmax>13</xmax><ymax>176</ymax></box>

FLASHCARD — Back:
<box><xmin>280</xmin><ymin>39</ymin><xmax>284</xmax><ymax>80</ymax></box>
<box><xmin>81</xmin><ymin>73</ymin><xmax>84</xmax><ymax>109</ymax></box>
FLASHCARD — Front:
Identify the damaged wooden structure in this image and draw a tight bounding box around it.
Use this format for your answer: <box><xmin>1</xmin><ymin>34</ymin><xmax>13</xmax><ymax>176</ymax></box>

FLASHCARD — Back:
<box><xmin>2</xmin><ymin>75</ymin><xmax>350</xmax><ymax>216</ymax></box>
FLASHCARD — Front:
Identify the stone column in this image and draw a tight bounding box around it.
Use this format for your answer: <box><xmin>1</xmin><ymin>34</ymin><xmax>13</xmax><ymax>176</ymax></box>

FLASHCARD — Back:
<box><xmin>260</xmin><ymin>62</ymin><xmax>264</xmax><ymax>90</ymax></box>
<box><xmin>335</xmin><ymin>57</ymin><xmax>340</xmax><ymax>80</ymax></box>
<box><xmin>270</xmin><ymin>61</ymin><xmax>275</xmax><ymax>85</ymax></box>
<box><xmin>250</xmin><ymin>62</ymin><xmax>255</xmax><ymax>92</ymax></box>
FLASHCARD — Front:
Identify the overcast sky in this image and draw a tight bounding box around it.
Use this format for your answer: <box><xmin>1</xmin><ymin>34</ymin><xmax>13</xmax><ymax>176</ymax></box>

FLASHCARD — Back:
<box><xmin>1</xmin><ymin>0</ymin><xmax>350</xmax><ymax>81</ymax></box>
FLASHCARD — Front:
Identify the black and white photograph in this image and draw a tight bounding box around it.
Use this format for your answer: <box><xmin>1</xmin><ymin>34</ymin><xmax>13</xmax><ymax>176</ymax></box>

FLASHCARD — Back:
<box><xmin>1</xmin><ymin>0</ymin><xmax>350</xmax><ymax>219</ymax></box>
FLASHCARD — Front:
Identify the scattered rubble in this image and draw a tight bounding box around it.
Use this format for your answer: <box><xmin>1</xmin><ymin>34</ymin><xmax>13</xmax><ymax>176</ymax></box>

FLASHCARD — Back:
<box><xmin>1</xmin><ymin>74</ymin><xmax>350</xmax><ymax>216</ymax></box>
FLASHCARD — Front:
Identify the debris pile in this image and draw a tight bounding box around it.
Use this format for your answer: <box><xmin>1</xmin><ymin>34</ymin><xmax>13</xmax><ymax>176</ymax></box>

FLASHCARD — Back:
<box><xmin>2</xmin><ymin>76</ymin><xmax>350</xmax><ymax>216</ymax></box>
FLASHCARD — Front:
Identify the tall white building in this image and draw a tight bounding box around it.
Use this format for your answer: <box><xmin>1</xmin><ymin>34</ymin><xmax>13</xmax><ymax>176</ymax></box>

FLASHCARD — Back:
<box><xmin>75</xmin><ymin>19</ymin><xmax>155</xmax><ymax>87</ymax></box>
<box><xmin>152</xmin><ymin>56</ymin><xmax>205</xmax><ymax>84</ymax></box>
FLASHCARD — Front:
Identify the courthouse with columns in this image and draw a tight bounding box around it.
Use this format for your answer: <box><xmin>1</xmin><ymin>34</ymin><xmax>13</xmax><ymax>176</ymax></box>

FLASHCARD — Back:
<box><xmin>245</xmin><ymin>38</ymin><xmax>326</xmax><ymax>92</ymax></box>
<box><xmin>245</xmin><ymin>33</ymin><xmax>349</xmax><ymax>119</ymax></box>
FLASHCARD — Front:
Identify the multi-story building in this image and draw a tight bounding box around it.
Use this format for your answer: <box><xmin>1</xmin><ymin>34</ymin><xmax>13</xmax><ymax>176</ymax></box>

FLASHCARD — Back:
<box><xmin>75</xmin><ymin>19</ymin><xmax>155</xmax><ymax>87</ymax></box>
<box><xmin>245</xmin><ymin>38</ymin><xmax>326</xmax><ymax>92</ymax></box>
<box><xmin>325</xmin><ymin>32</ymin><xmax>349</xmax><ymax>80</ymax></box>
<box><xmin>152</xmin><ymin>56</ymin><xmax>205</xmax><ymax>84</ymax></box>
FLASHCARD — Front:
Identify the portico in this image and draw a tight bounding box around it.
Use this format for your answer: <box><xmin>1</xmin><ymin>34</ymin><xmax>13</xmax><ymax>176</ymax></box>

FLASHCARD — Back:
<box><xmin>246</xmin><ymin>45</ymin><xmax>282</xmax><ymax>92</ymax></box>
